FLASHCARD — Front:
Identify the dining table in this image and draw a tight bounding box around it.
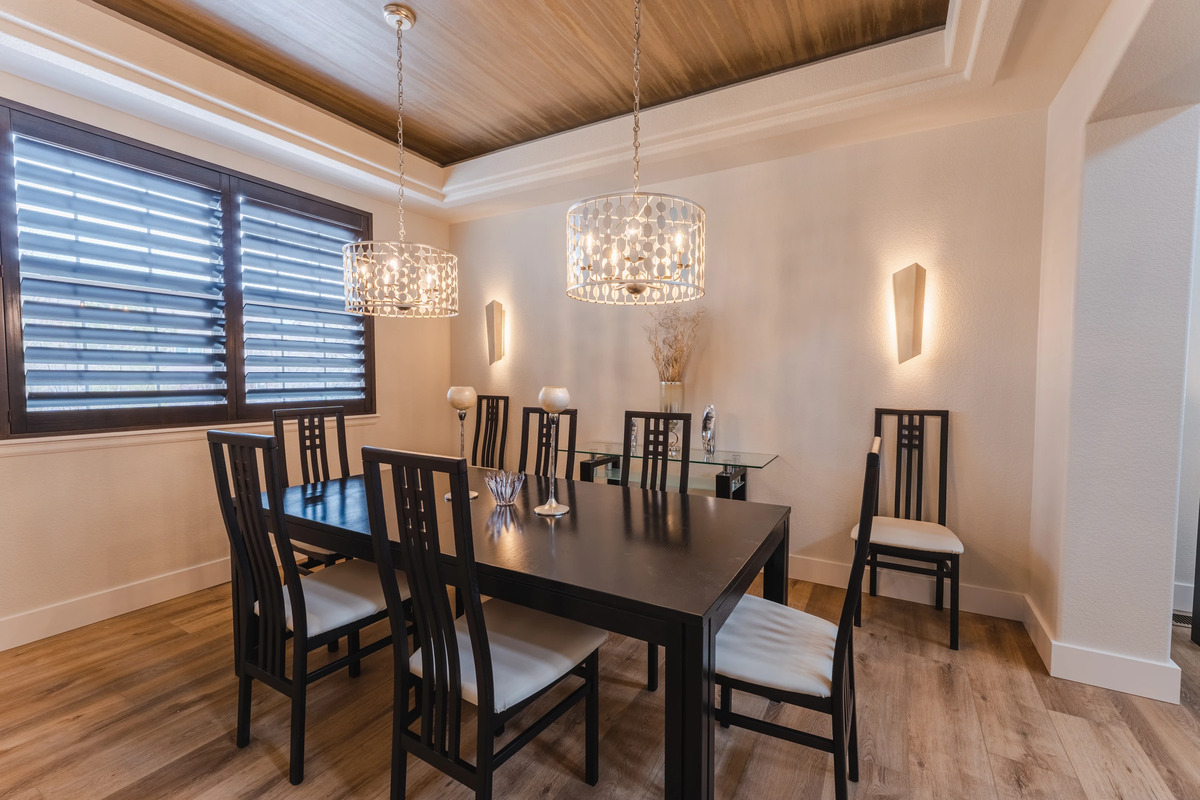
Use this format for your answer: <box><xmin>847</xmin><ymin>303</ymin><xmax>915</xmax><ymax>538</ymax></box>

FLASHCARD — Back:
<box><xmin>277</xmin><ymin>466</ymin><xmax>791</xmax><ymax>800</ymax></box>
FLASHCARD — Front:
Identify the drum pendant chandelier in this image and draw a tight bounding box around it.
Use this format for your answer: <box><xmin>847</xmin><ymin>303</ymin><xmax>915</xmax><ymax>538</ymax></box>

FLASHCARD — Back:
<box><xmin>566</xmin><ymin>0</ymin><xmax>705</xmax><ymax>306</ymax></box>
<box><xmin>343</xmin><ymin>4</ymin><xmax>458</xmax><ymax>318</ymax></box>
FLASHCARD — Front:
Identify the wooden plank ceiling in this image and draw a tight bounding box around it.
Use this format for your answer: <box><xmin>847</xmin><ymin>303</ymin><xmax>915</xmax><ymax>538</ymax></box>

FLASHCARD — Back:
<box><xmin>92</xmin><ymin>0</ymin><xmax>950</xmax><ymax>166</ymax></box>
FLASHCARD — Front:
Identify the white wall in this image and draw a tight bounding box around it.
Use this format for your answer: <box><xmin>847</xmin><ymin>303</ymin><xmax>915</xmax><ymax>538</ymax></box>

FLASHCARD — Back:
<box><xmin>0</xmin><ymin>76</ymin><xmax>454</xmax><ymax>649</ymax></box>
<box><xmin>448</xmin><ymin>111</ymin><xmax>1047</xmax><ymax>615</ymax></box>
<box><xmin>1028</xmin><ymin>0</ymin><xmax>1194</xmax><ymax>703</ymax></box>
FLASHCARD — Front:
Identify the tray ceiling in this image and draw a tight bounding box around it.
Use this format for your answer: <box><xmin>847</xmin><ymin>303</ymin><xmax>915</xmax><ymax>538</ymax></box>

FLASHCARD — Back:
<box><xmin>91</xmin><ymin>0</ymin><xmax>950</xmax><ymax>166</ymax></box>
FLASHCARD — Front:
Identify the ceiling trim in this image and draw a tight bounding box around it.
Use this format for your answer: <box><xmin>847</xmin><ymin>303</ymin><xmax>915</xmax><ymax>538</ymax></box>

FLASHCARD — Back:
<box><xmin>0</xmin><ymin>0</ymin><xmax>1022</xmax><ymax>222</ymax></box>
<box><xmin>440</xmin><ymin>0</ymin><xmax>1023</xmax><ymax>212</ymax></box>
<box><xmin>0</xmin><ymin>0</ymin><xmax>445</xmax><ymax>208</ymax></box>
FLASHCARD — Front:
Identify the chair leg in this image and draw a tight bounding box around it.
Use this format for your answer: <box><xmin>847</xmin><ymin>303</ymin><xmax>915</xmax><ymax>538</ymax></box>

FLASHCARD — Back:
<box><xmin>236</xmin><ymin>674</ymin><xmax>252</xmax><ymax>747</ymax></box>
<box><xmin>848</xmin><ymin>696</ymin><xmax>860</xmax><ymax>783</ymax></box>
<box><xmin>868</xmin><ymin>552</ymin><xmax>878</xmax><ymax>597</ymax></box>
<box><xmin>476</xmin><ymin>710</ymin><xmax>495</xmax><ymax>800</ymax></box>
<box><xmin>950</xmin><ymin>554</ymin><xmax>960</xmax><ymax>650</ymax></box>
<box><xmin>646</xmin><ymin>642</ymin><xmax>659</xmax><ymax>691</ymax></box>
<box><xmin>585</xmin><ymin>650</ymin><xmax>599</xmax><ymax>786</ymax></box>
<box><xmin>832</xmin><ymin>706</ymin><xmax>848</xmax><ymax>800</ymax></box>
<box><xmin>854</xmin><ymin>594</ymin><xmax>862</xmax><ymax>628</ymax></box>
<box><xmin>289</xmin><ymin>682</ymin><xmax>307</xmax><ymax>785</ymax></box>
<box><xmin>390</xmin><ymin>684</ymin><xmax>408</xmax><ymax>800</ymax></box>
<box><xmin>348</xmin><ymin>631</ymin><xmax>362</xmax><ymax>678</ymax></box>
<box><xmin>719</xmin><ymin>682</ymin><xmax>731</xmax><ymax>728</ymax></box>
<box><xmin>935</xmin><ymin>561</ymin><xmax>945</xmax><ymax>611</ymax></box>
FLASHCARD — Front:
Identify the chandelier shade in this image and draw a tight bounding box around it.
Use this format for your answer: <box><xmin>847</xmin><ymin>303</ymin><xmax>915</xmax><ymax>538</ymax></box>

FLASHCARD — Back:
<box><xmin>343</xmin><ymin>240</ymin><xmax>458</xmax><ymax>317</ymax></box>
<box><xmin>342</xmin><ymin>3</ymin><xmax>459</xmax><ymax>318</ymax></box>
<box><xmin>564</xmin><ymin>0</ymin><xmax>706</xmax><ymax>306</ymax></box>
<box><xmin>566</xmin><ymin>192</ymin><xmax>705</xmax><ymax>305</ymax></box>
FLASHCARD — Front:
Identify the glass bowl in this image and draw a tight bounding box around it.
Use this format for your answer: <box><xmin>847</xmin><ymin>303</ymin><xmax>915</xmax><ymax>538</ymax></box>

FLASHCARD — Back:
<box><xmin>484</xmin><ymin>470</ymin><xmax>525</xmax><ymax>506</ymax></box>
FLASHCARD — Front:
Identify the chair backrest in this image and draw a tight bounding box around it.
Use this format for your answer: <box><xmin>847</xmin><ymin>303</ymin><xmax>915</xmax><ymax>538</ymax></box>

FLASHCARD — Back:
<box><xmin>361</xmin><ymin>447</ymin><xmax>493</xmax><ymax>762</ymax></box>
<box><xmin>272</xmin><ymin>406</ymin><xmax>350</xmax><ymax>487</ymax></box>
<box><xmin>518</xmin><ymin>407</ymin><xmax>578</xmax><ymax>478</ymax></box>
<box><xmin>620</xmin><ymin>410</ymin><xmax>691</xmax><ymax>494</ymax></box>
<box><xmin>208</xmin><ymin>430</ymin><xmax>305</xmax><ymax>681</ymax></box>
<box><xmin>874</xmin><ymin>408</ymin><xmax>949</xmax><ymax>525</ymax></box>
<box><xmin>472</xmin><ymin>395</ymin><xmax>509</xmax><ymax>470</ymax></box>
<box><xmin>832</xmin><ymin>437</ymin><xmax>882</xmax><ymax>700</ymax></box>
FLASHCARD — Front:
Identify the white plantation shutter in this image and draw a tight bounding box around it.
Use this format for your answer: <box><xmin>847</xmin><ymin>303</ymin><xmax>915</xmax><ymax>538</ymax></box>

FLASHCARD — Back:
<box><xmin>0</xmin><ymin>107</ymin><xmax>375</xmax><ymax>436</ymax></box>
<box><xmin>237</xmin><ymin>192</ymin><xmax>369</xmax><ymax>408</ymax></box>
<box><xmin>11</xmin><ymin>125</ymin><xmax>227</xmax><ymax>423</ymax></box>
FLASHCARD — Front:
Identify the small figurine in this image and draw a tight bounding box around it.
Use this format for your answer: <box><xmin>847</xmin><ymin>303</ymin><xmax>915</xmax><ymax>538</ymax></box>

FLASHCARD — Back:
<box><xmin>701</xmin><ymin>404</ymin><xmax>716</xmax><ymax>456</ymax></box>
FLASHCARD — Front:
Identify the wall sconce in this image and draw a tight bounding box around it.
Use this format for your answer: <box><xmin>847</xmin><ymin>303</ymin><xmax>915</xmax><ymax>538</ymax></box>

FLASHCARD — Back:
<box><xmin>892</xmin><ymin>263</ymin><xmax>926</xmax><ymax>363</ymax></box>
<box><xmin>486</xmin><ymin>300</ymin><xmax>505</xmax><ymax>365</ymax></box>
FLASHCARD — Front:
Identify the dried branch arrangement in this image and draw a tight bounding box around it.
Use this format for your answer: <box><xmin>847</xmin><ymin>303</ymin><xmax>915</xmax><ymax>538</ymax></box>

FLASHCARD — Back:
<box><xmin>644</xmin><ymin>306</ymin><xmax>705</xmax><ymax>382</ymax></box>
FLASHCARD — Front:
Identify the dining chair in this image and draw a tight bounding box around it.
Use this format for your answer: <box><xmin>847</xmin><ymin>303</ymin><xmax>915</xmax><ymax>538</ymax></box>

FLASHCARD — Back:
<box><xmin>715</xmin><ymin>436</ymin><xmax>881</xmax><ymax>800</ymax></box>
<box><xmin>852</xmin><ymin>408</ymin><xmax>962</xmax><ymax>649</ymax></box>
<box><xmin>361</xmin><ymin>447</ymin><xmax>606</xmax><ymax>800</ymax></box>
<box><xmin>472</xmin><ymin>394</ymin><xmax>509</xmax><ymax>469</ymax></box>
<box><xmin>207</xmin><ymin>430</ymin><xmax>399</xmax><ymax>785</ymax></box>
<box><xmin>620</xmin><ymin>409</ymin><xmax>691</xmax><ymax>690</ymax></box>
<box><xmin>518</xmin><ymin>406</ymin><xmax>577</xmax><ymax>478</ymax></box>
<box><xmin>272</xmin><ymin>406</ymin><xmax>353</xmax><ymax>572</ymax></box>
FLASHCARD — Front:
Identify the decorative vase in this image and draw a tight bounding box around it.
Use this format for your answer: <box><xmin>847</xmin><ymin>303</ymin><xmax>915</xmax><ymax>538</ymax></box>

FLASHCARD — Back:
<box><xmin>659</xmin><ymin>381</ymin><xmax>684</xmax><ymax>456</ymax></box>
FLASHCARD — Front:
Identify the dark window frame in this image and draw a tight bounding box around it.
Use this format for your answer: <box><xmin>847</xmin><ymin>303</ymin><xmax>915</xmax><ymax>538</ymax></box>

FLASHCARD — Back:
<box><xmin>0</xmin><ymin>98</ymin><xmax>375</xmax><ymax>438</ymax></box>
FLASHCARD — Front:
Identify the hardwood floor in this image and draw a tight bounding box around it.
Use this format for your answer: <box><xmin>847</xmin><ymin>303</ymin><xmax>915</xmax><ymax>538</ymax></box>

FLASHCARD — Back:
<box><xmin>2</xmin><ymin>580</ymin><xmax>1198</xmax><ymax>799</ymax></box>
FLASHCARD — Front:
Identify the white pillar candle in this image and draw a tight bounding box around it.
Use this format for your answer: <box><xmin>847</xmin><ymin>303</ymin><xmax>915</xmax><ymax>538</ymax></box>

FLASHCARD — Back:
<box><xmin>447</xmin><ymin>386</ymin><xmax>478</xmax><ymax>411</ymax></box>
<box><xmin>538</xmin><ymin>386</ymin><xmax>570</xmax><ymax>414</ymax></box>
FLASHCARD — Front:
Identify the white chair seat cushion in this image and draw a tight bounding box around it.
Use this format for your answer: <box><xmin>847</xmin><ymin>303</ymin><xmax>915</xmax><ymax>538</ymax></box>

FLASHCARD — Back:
<box><xmin>257</xmin><ymin>559</ymin><xmax>408</xmax><ymax>638</ymax></box>
<box><xmin>409</xmin><ymin>599</ymin><xmax>608</xmax><ymax>713</ymax></box>
<box><xmin>851</xmin><ymin>516</ymin><xmax>963</xmax><ymax>554</ymax></box>
<box><xmin>715</xmin><ymin>594</ymin><xmax>837</xmax><ymax>698</ymax></box>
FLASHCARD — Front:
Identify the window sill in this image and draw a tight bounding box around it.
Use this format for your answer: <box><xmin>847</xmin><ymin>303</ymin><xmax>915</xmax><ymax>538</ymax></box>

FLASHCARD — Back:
<box><xmin>0</xmin><ymin>414</ymin><xmax>382</xmax><ymax>459</ymax></box>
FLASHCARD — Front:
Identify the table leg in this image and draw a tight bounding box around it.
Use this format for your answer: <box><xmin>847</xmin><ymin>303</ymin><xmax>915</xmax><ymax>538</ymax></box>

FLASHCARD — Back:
<box><xmin>763</xmin><ymin>516</ymin><xmax>790</xmax><ymax>604</ymax></box>
<box><xmin>663</xmin><ymin>618</ymin><xmax>715</xmax><ymax>800</ymax></box>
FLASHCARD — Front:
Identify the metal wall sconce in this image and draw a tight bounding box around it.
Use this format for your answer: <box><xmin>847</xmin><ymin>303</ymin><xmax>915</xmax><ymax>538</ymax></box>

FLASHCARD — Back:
<box><xmin>892</xmin><ymin>263</ymin><xmax>926</xmax><ymax>363</ymax></box>
<box><xmin>486</xmin><ymin>299</ymin><xmax>505</xmax><ymax>365</ymax></box>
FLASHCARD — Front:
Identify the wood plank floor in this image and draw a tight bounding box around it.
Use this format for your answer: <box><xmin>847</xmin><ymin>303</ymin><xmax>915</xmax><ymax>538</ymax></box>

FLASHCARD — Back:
<box><xmin>2</xmin><ymin>580</ymin><xmax>1198</xmax><ymax>800</ymax></box>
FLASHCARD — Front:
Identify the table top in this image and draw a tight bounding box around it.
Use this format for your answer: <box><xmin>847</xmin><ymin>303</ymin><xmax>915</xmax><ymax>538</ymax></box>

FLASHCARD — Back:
<box><xmin>279</xmin><ymin>468</ymin><xmax>790</xmax><ymax>622</ymax></box>
<box><xmin>572</xmin><ymin>442</ymin><xmax>778</xmax><ymax>470</ymax></box>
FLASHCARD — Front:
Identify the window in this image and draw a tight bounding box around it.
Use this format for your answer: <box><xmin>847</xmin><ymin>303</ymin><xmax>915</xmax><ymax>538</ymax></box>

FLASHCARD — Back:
<box><xmin>0</xmin><ymin>104</ymin><xmax>374</xmax><ymax>436</ymax></box>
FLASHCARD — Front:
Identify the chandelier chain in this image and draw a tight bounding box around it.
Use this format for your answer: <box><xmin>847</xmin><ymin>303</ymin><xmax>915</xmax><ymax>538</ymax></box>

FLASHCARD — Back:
<box><xmin>632</xmin><ymin>0</ymin><xmax>641</xmax><ymax>194</ymax></box>
<box><xmin>395</xmin><ymin>19</ymin><xmax>407</xmax><ymax>243</ymax></box>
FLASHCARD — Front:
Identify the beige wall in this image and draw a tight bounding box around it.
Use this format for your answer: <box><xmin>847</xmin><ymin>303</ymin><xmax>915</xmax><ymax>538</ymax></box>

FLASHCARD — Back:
<box><xmin>0</xmin><ymin>78</ymin><xmax>453</xmax><ymax>648</ymax></box>
<box><xmin>448</xmin><ymin>111</ymin><xmax>1047</xmax><ymax>606</ymax></box>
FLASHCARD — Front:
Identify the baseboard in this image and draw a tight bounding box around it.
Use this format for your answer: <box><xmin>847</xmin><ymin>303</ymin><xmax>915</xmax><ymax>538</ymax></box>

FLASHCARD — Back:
<box><xmin>1022</xmin><ymin>596</ymin><xmax>1180</xmax><ymax>704</ymax></box>
<box><xmin>0</xmin><ymin>557</ymin><xmax>230</xmax><ymax>652</ymax></box>
<box><xmin>1175</xmin><ymin>581</ymin><xmax>1193</xmax><ymax>613</ymax></box>
<box><xmin>788</xmin><ymin>554</ymin><xmax>1028</xmax><ymax>621</ymax></box>
<box><xmin>792</xmin><ymin>554</ymin><xmax>1182</xmax><ymax>704</ymax></box>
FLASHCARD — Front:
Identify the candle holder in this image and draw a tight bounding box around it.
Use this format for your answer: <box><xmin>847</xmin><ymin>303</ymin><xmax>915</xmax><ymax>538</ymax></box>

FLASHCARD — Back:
<box><xmin>534</xmin><ymin>386</ymin><xmax>570</xmax><ymax>517</ymax></box>
<box><xmin>446</xmin><ymin>386</ymin><xmax>480</xmax><ymax>501</ymax></box>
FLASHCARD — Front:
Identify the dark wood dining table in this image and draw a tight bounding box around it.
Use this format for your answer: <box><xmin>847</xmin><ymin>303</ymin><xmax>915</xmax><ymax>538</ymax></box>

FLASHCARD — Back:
<box><xmin>278</xmin><ymin>467</ymin><xmax>791</xmax><ymax>800</ymax></box>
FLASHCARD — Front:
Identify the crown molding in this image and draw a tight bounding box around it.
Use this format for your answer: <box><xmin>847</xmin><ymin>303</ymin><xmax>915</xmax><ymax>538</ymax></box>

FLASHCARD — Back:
<box><xmin>0</xmin><ymin>0</ymin><xmax>1022</xmax><ymax>222</ymax></box>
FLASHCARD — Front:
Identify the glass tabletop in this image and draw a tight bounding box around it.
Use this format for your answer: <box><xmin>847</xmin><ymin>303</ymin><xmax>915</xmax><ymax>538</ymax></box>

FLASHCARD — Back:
<box><xmin>570</xmin><ymin>441</ymin><xmax>778</xmax><ymax>470</ymax></box>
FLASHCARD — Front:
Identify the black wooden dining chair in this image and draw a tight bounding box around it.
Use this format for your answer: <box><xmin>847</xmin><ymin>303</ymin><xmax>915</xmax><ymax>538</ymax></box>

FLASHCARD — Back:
<box><xmin>272</xmin><ymin>406</ymin><xmax>353</xmax><ymax>571</ymax></box>
<box><xmin>472</xmin><ymin>394</ymin><xmax>510</xmax><ymax>469</ymax></box>
<box><xmin>715</xmin><ymin>437</ymin><xmax>881</xmax><ymax>800</ymax></box>
<box><xmin>518</xmin><ymin>406</ymin><xmax>577</xmax><ymax>478</ymax></box>
<box><xmin>207</xmin><ymin>430</ymin><xmax>398</xmax><ymax>785</ymax></box>
<box><xmin>362</xmin><ymin>447</ymin><xmax>606</xmax><ymax>800</ymax></box>
<box><xmin>620</xmin><ymin>410</ymin><xmax>691</xmax><ymax>690</ymax></box>
<box><xmin>852</xmin><ymin>409</ymin><xmax>962</xmax><ymax>649</ymax></box>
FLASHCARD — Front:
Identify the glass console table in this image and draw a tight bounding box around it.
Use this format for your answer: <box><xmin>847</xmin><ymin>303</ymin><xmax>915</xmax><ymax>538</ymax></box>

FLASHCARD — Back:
<box><xmin>568</xmin><ymin>442</ymin><xmax>778</xmax><ymax>500</ymax></box>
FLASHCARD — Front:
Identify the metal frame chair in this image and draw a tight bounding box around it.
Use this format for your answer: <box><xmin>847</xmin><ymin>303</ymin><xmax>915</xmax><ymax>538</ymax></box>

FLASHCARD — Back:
<box><xmin>715</xmin><ymin>437</ymin><xmax>881</xmax><ymax>800</ymax></box>
<box><xmin>207</xmin><ymin>430</ymin><xmax>393</xmax><ymax>785</ymax></box>
<box><xmin>518</xmin><ymin>406</ymin><xmax>577</xmax><ymax>478</ymax></box>
<box><xmin>362</xmin><ymin>447</ymin><xmax>605</xmax><ymax>800</ymax></box>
